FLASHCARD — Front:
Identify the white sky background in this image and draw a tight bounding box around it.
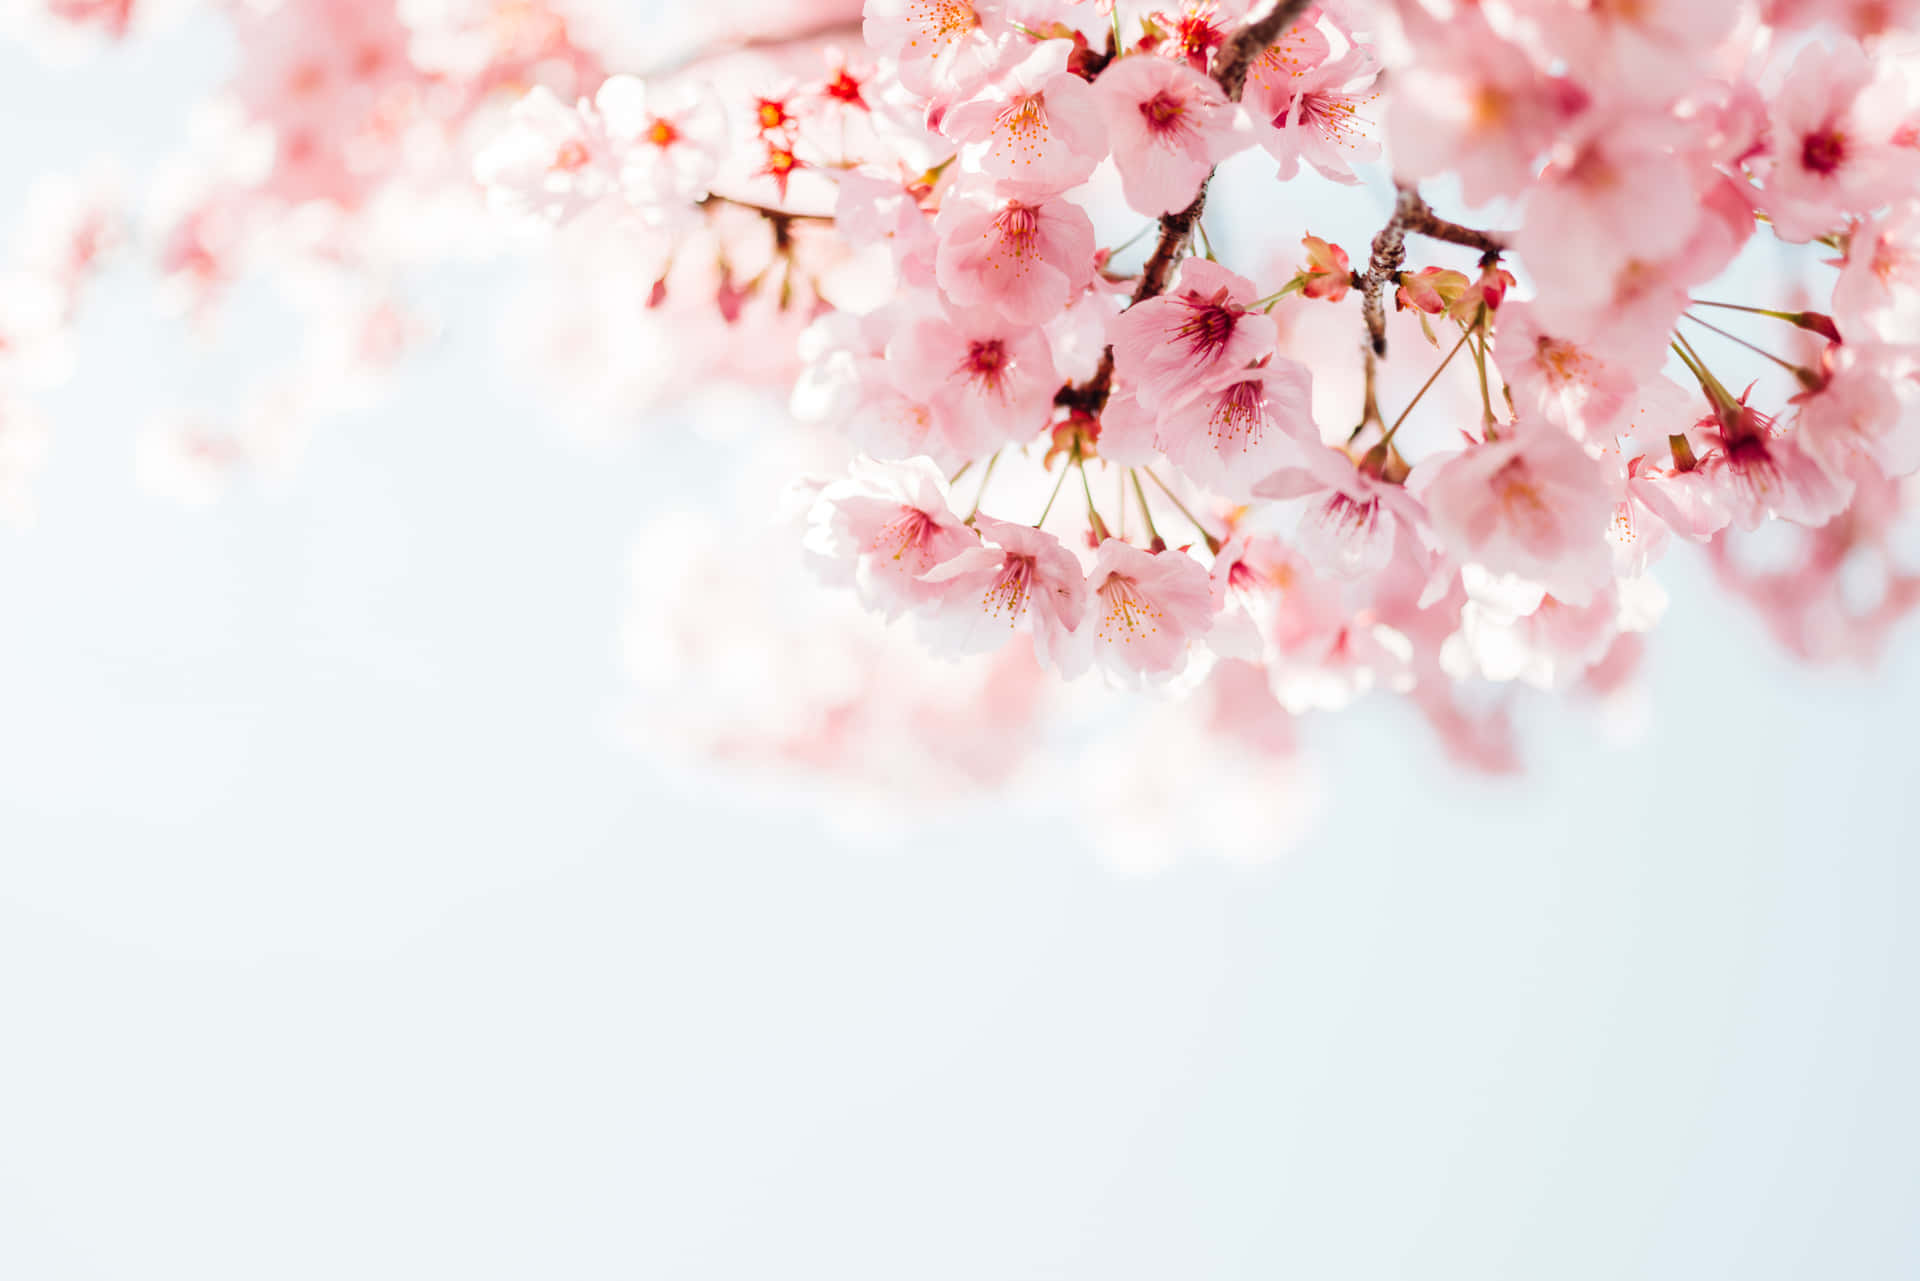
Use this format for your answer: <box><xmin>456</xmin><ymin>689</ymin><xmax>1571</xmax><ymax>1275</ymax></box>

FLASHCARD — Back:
<box><xmin>2</xmin><ymin>15</ymin><xmax>1919</xmax><ymax>1280</ymax></box>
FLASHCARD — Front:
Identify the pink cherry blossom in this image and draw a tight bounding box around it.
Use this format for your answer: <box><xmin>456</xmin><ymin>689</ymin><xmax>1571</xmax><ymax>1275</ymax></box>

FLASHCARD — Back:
<box><xmin>1442</xmin><ymin>573</ymin><xmax>1665</xmax><ymax>692</ymax></box>
<box><xmin>894</xmin><ymin>302</ymin><xmax>1061</xmax><ymax>447</ymax></box>
<box><xmin>862</xmin><ymin>0</ymin><xmax>1011</xmax><ymax>100</ymax></box>
<box><xmin>1707</xmin><ymin>460</ymin><xmax>1920</xmax><ymax>664</ymax></box>
<box><xmin>835</xmin><ymin>171</ymin><xmax>939</xmax><ymax>289</ymax></box>
<box><xmin>1386</xmin><ymin>4</ymin><xmax>1585</xmax><ymax>206</ymax></box>
<box><xmin>1523</xmin><ymin>0</ymin><xmax>1742</xmax><ymax>99</ymax></box>
<box><xmin>844</xmin><ymin>351</ymin><xmax>998</xmax><ymax>467</ymax></box>
<box><xmin>1760</xmin><ymin>39</ymin><xmax>1916</xmax><ymax>244</ymax></box>
<box><xmin>1153</xmin><ymin>354</ymin><xmax>1317</xmax><ymax>500</ymax></box>
<box><xmin>1791</xmin><ymin>343</ymin><xmax>1920</xmax><ymax>482</ymax></box>
<box><xmin>1109</xmin><ymin>257</ymin><xmax>1275</xmax><ymax>413</ymax></box>
<box><xmin>1417</xmin><ymin>424</ymin><xmax>1618</xmax><ymax>607</ymax></box>
<box><xmin>1094</xmin><ymin>53</ymin><xmax>1250</xmax><ymax>216</ymax></box>
<box><xmin>1493</xmin><ymin>301</ymin><xmax>1646</xmax><ymax>442</ymax></box>
<box><xmin>941</xmin><ymin>40</ymin><xmax>1109</xmax><ymax>193</ymax></box>
<box><xmin>1243</xmin><ymin>39</ymin><xmax>1381</xmax><ymax>185</ymax></box>
<box><xmin>594</xmin><ymin>75</ymin><xmax>728</xmax><ymax>212</ymax></box>
<box><xmin>1076</xmin><ymin>538</ymin><xmax>1215</xmax><ymax>684</ymax></box>
<box><xmin>1639</xmin><ymin>397</ymin><xmax>1854</xmax><ymax>536</ymax></box>
<box><xmin>1148</xmin><ymin>0</ymin><xmax>1263</xmax><ymax>74</ymax></box>
<box><xmin>1254</xmin><ymin>445</ymin><xmax>1427</xmax><ymax>579</ymax></box>
<box><xmin>1711</xmin><ymin>411</ymin><xmax>1857</xmax><ymax>531</ymax></box>
<box><xmin>1833</xmin><ymin>199</ymin><xmax>1920</xmax><ymax>343</ymax></box>
<box><xmin>1516</xmin><ymin>113</ymin><xmax>1706</xmax><ymax>314</ymax></box>
<box><xmin>805</xmin><ymin>456</ymin><xmax>981</xmax><ymax>618</ymax></box>
<box><xmin>473</xmin><ymin>86</ymin><xmax>619</xmax><ymax>226</ymax></box>
<box><xmin>1764</xmin><ymin>0</ymin><xmax>1920</xmax><ymax>38</ymax></box>
<box><xmin>1627</xmin><ymin>453</ymin><xmax>1738</xmax><ymax>543</ymax></box>
<box><xmin>919</xmin><ymin>514</ymin><xmax>1087</xmax><ymax>670</ymax></box>
<box><xmin>1264</xmin><ymin>596</ymin><xmax>1417</xmax><ymax>714</ymax></box>
<box><xmin>1208</xmin><ymin>530</ymin><xmax>1327</xmax><ymax>663</ymax></box>
<box><xmin>933</xmin><ymin>190</ymin><xmax>1096</xmax><ymax>324</ymax></box>
<box><xmin>1090</xmin><ymin>386</ymin><xmax>1163</xmax><ymax>467</ymax></box>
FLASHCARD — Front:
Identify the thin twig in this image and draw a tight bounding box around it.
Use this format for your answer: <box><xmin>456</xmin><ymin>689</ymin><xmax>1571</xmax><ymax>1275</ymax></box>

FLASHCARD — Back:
<box><xmin>1361</xmin><ymin>186</ymin><xmax>1421</xmax><ymax>359</ymax></box>
<box><xmin>1144</xmin><ymin>468</ymin><xmax>1224</xmax><ymax>554</ymax></box>
<box><xmin>1128</xmin><ymin>469</ymin><xmax>1165</xmax><ymax>550</ymax></box>
<box><xmin>1380</xmin><ymin>320</ymin><xmax>1476</xmax><ymax>446</ymax></box>
<box><xmin>1404</xmin><ymin>203</ymin><xmax>1506</xmax><ymax>256</ymax></box>
<box><xmin>1055</xmin><ymin>0</ymin><xmax>1317</xmax><ymax>418</ymax></box>
<box><xmin>698</xmin><ymin>193</ymin><xmax>834</xmax><ymax>224</ymax></box>
<box><xmin>1360</xmin><ymin>185</ymin><xmax>1509</xmax><ymax>358</ymax></box>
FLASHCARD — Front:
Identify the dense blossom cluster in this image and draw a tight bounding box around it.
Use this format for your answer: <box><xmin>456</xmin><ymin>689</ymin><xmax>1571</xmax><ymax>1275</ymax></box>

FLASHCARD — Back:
<box><xmin>477</xmin><ymin>0</ymin><xmax>1920</xmax><ymax>778</ymax></box>
<box><xmin>8</xmin><ymin>0</ymin><xmax>1920</xmax><ymax>859</ymax></box>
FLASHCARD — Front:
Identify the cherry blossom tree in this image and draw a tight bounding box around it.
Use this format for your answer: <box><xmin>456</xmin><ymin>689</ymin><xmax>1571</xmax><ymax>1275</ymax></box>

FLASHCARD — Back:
<box><xmin>6</xmin><ymin>0</ymin><xmax>1920</xmax><ymax>865</ymax></box>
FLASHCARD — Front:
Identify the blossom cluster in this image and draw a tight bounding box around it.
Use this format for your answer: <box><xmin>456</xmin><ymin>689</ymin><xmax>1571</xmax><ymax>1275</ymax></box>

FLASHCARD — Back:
<box><xmin>476</xmin><ymin>0</ymin><xmax>1920</xmax><ymax>773</ymax></box>
<box><xmin>9</xmin><ymin>0</ymin><xmax>1920</xmax><ymax>858</ymax></box>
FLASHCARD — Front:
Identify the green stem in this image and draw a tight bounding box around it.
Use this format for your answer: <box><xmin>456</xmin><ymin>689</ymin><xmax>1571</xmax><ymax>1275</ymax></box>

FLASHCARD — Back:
<box><xmin>1689</xmin><ymin>299</ymin><xmax>1799</xmax><ymax>322</ymax></box>
<box><xmin>1035</xmin><ymin>461</ymin><xmax>1071</xmax><ymax>528</ymax></box>
<box><xmin>1672</xmin><ymin>330</ymin><xmax>1744</xmax><ymax>409</ymax></box>
<box><xmin>1681</xmin><ymin>312</ymin><xmax>1818</xmax><ymax>387</ymax></box>
<box><xmin>1079</xmin><ymin>461</ymin><xmax>1111</xmax><ymax>542</ymax></box>
<box><xmin>966</xmin><ymin>450</ymin><xmax>1001</xmax><ymax>521</ymax></box>
<box><xmin>1107</xmin><ymin>221</ymin><xmax>1159</xmax><ymax>260</ymax></box>
<box><xmin>1381</xmin><ymin>321</ymin><xmax>1476</xmax><ymax>446</ymax></box>
<box><xmin>1469</xmin><ymin>325</ymin><xmax>1496</xmax><ymax>437</ymax></box>
<box><xmin>1252</xmin><ymin>278</ymin><xmax>1307</xmax><ymax>310</ymax></box>
<box><xmin>1144</xmin><ymin>468</ymin><xmax>1224</xmax><ymax>554</ymax></box>
<box><xmin>1128</xmin><ymin>469</ymin><xmax>1165</xmax><ymax>550</ymax></box>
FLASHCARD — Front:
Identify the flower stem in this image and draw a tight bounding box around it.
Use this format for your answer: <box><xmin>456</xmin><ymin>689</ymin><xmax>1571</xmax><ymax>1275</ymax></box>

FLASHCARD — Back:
<box><xmin>1144</xmin><ymin>467</ymin><xmax>1224</xmax><ymax>554</ymax></box>
<box><xmin>1469</xmin><ymin>325</ymin><xmax>1497</xmax><ymax>437</ymax></box>
<box><xmin>1035</xmin><ymin>460</ymin><xmax>1071</xmax><ymax>528</ymax></box>
<box><xmin>1680</xmin><ymin>312</ymin><xmax>1820</xmax><ymax>389</ymax></box>
<box><xmin>1128</xmin><ymin>469</ymin><xmax>1165</xmax><ymax>551</ymax></box>
<box><xmin>1079</xmin><ymin>461</ymin><xmax>1111</xmax><ymax>542</ymax></box>
<box><xmin>1671</xmin><ymin>332</ymin><xmax>1733</xmax><ymax>404</ymax></box>
<box><xmin>1252</xmin><ymin>278</ymin><xmax>1306</xmax><ymax>310</ymax></box>
<box><xmin>1381</xmin><ymin>320</ymin><xmax>1476</xmax><ymax>446</ymax></box>
<box><xmin>966</xmin><ymin>449</ymin><xmax>1001</xmax><ymax>521</ymax></box>
<box><xmin>1107</xmin><ymin>221</ymin><xmax>1159</xmax><ymax>260</ymax></box>
<box><xmin>1689</xmin><ymin>298</ymin><xmax>1797</xmax><ymax>321</ymax></box>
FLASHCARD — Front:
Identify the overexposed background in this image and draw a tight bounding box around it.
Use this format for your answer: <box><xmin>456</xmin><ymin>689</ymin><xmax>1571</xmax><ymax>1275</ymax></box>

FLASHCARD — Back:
<box><xmin>3</xmin><ymin>19</ymin><xmax>1919</xmax><ymax>1281</ymax></box>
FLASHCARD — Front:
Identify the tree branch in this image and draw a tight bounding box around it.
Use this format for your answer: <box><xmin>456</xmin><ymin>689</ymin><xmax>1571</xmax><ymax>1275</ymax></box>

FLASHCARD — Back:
<box><xmin>1405</xmin><ymin>204</ymin><xmax>1507</xmax><ymax>257</ymax></box>
<box><xmin>1361</xmin><ymin>185</ymin><xmax>1509</xmax><ymax>358</ymax></box>
<box><xmin>1212</xmin><ymin>0</ymin><xmax>1315</xmax><ymax>104</ymax></box>
<box><xmin>1057</xmin><ymin>0</ymin><xmax>1317</xmax><ymax>417</ymax></box>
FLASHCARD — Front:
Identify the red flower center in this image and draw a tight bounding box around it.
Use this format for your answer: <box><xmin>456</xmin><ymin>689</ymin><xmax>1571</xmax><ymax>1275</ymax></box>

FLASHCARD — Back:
<box><xmin>1801</xmin><ymin>128</ymin><xmax>1847</xmax><ymax>176</ymax></box>
<box><xmin>962</xmin><ymin>338</ymin><xmax>1009</xmax><ymax>394</ymax></box>
<box><xmin>1139</xmin><ymin>90</ymin><xmax>1187</xmax><ymax>133</ymax></box>
<box><xmin>824</xmin><ymin>70</ymin><xmax>866</xmax><ymax>108</ymax></box>
<box><xmin>1174</xmin><ymin>292</ymin><xmax>1241</xmax><ymax>363</ymax></box>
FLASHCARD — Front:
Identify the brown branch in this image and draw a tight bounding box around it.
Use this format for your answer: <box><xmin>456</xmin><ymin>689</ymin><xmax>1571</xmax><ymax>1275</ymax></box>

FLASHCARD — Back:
<box><xmin>1406</xmin><ymin>205</ymin><xmax>1506</xmax><ymax>257</ymax></box>
<box><xmin>698</xmin><ymin>192</ymin><xmax>836</xmax><ymax>225</ymax></box>
<box><xmin>1361</xmin><ymin>185</ymin><xmax>1509</xmax><ymax>358</ymax></box>
<box><xmin>1361</xmin><ymin>186</ymin><xmax>1420</xmax><ymax>359</ymax></box>
<box><xmin>1212</xmin><ymin>0</ymin><xmax>1316</xmax><ymax>104</ymax></box>
<box><xmin>1056</xmin><ymin>0</ymin><xmax>1317</xmax><ymax>418</ymax></box>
